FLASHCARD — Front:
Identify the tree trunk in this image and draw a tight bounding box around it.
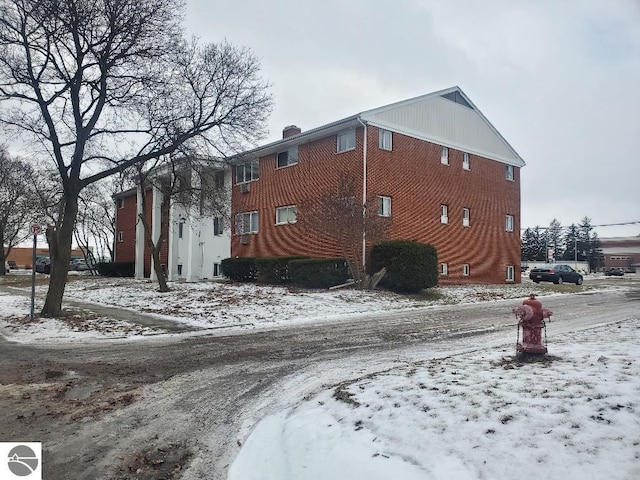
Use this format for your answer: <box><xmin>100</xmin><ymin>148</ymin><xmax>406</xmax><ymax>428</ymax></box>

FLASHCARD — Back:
<box><xmin>41</xmin><ymin>194</ymin><xmax>78</xmax><ymax>317</ymax></box>
<box><xmin>152</xmin><ymin>247</ymin><xmax>169</xmax><ymax>292</ymax></box>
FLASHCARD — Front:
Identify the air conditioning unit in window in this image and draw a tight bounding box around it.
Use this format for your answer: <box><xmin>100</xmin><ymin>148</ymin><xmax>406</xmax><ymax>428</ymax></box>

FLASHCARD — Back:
<box><xmin>463</xmin><ymin>218</ymin><xmax>470</xmax><ymax>227</ymax></box>
<box><xmin>240</xmin><ymin>183</ymin><xmax>250</xmax><ymax>193</ymax></box>
<box><xmin>441</xmin><ymin>215</ymin><xmax>449</xmax><ymax>224</ymax></box>
<box><xmin>240</xmin><ymin>234</ymin><xmax>250</xmax><ymax>245</ymax></box>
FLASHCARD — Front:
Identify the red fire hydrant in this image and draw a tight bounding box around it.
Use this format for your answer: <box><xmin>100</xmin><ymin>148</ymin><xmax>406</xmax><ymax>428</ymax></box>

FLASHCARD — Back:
<box><xmin>512</xmin><ymin>294</ymin><xmax>552</xmax><ymax>355</ymax></box>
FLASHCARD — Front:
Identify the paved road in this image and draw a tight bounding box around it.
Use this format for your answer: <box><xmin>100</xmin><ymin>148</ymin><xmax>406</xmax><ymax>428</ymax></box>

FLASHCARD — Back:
<box><xmin>1</xmin><ymin>285</ymin><xmax>638</xmax><ymax>479</ymax></box>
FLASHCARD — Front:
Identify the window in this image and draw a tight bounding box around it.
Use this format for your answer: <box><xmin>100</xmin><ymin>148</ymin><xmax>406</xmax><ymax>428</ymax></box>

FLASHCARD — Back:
<box><xmin>506</xmin><ymin>214</ymin><xmax>514</xmax><ymax>232</ymax></box>
<box><xmin>277</xmin><ymin>147</ymin><xmax>299</xmax><ymax>168</ymax></box>
<box><xmin>378</xmin><ymin>196</ymin><xmax>391</xmax><ymax>217</ymax></box>
<box><xmin>236</xmin><ymin>211</ymin><xmax>259</xmax><ymax>234</ymax></box>
<box><xmin>117</xmin><ymin>198</ymin><xmax>125</xmax><ymax>209</ymax></box>
<box><xmin>462</xmin><ymin>264</ymin><xmax>470</xmax><ymax>276</ymax></box>
<box><xmin>214</xmin><ymin>171</ymin><xmax>225</xmax><ymax>189</ymax></box>
<box><xmin>506</xmin><ymin>265</ymin><xmax>515</xmax><ymax>282</ymax></box>
<box><xmin>117</xmin><ymin>231</ymin><xmax>124</xmax><ymax>242</ymax></box>
<box><xmin>236</xmin><ymin>159</ymin><xmax>259</xmax><ymax>183</ymax></box>
<box><xmin>213</xmin><ymin>263</ymin><xmax>221</xmax><ymax>277</ymax></box>
<box><xmin>337</xmin><ymin>130</ymin><xmax>356</xmax><ymax>153</ymax></box>
<box><xmin>441</xmin><ymin>263</ymin><xmax>448</xmax><ymax>275</ymax></box>
<box><xmin>440</xmin><ymin>204</ymin><xmax>448</xmax><ymax>224</ymax></box>
<box><xmin>505</xmin><ymin>164</ymin><xmax>514</xmax><ymax>181</ymax></box>
<box><xmin>276</xmin><ymin>205</ymin><xmax>297</xmax><ymax>225</ymax></box>
<box><xmin>178</xmin><ymin>220</ymin><xmax>185</xmax><ymax>239</ymax></box>
<box><xmin>379</xmin><ymin>129</ymin><xmax>392</xmax><ymax>151</ymax></box>
<box><xmin>441</xmin><ymin>147</ymin><xmax>449</xmax><ymax>165</ymax></box>
<box><xmin>463</xmin><ymin>152</ymin><xmax>470</xmax><ymax>170</ymax></box>
<box><xmin>177</xmin><ymin>264</ymin><xmax>183</xmax><ymax>276</ymax></box>
<box><xmin>213</xmin><ymin>217</ymin><xmax>223</xmax><ymax>236</ymax></box>
<box><xmin>462</xmin><ymin>208</ymin><xmax>470</xmax><ymax>227</ymax></box>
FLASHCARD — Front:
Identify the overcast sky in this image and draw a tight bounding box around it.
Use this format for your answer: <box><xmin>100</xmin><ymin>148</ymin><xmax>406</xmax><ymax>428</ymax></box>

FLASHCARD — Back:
<box><xmin>185</xmin><ymin>0</ymin><xmax>640</xmax><ymax>238</ymax></box>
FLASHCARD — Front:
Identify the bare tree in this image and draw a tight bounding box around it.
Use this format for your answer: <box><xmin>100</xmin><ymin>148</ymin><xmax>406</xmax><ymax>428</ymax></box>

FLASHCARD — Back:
<box><xmin>298</xmin><ymin>175</ymin><xmax>390</xmax><ymax>289</ymax></box>
<box><xmin>0</xmin><ymin>0</ymin><xmax>272</xmax><ymax>315</ymax></box>
<box><xmin>0</xmin><ymin>150</ymin><xmax>37</xmax><ymax>274</ymax></box>
<box><xmin>134</xmin><ymin>155</ymin><xmax>230</xmax><ymax>292</ymax></box>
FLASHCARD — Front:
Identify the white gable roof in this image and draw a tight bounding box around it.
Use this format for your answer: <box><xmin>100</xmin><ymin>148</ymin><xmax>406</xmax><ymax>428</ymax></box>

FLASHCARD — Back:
<box><xmin>360</xmin><ymin>86</ymin><xmax>525</xmax><ymax>166</ymax></box>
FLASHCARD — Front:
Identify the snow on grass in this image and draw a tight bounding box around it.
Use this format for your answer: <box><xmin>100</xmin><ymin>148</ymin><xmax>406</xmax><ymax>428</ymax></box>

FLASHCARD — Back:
<box><xmin>229</xmin><ymin>319</ymin><xmax>640</xmax><ymax>480</ymax></box>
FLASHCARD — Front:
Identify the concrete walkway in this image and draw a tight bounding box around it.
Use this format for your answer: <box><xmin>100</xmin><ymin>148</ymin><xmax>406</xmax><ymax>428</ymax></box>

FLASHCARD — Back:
<box><xmin>0</xmin><ymin>284</ymin><xmax>197</xmax><ymax>333</ymax></box>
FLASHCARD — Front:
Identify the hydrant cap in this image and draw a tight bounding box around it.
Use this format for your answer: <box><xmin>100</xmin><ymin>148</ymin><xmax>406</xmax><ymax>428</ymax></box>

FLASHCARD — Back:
<box><xmin>529</xmin><ymin>294</ymin><xmax>536</xmax><ymax>299</ymax></box>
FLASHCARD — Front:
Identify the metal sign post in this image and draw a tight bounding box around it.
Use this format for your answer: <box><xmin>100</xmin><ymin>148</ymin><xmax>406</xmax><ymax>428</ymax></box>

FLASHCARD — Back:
<box><xmin>29</xmin><ymin>224</ymin><xmax>42</xmax><ymax>321</ymax></box>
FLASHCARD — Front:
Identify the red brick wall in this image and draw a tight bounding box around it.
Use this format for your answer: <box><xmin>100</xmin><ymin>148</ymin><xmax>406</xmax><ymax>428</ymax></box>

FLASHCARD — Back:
<box><xmin>231</xmin><ymin>126</ymin><xmax>522</xmax><ymax>284</ymax></box>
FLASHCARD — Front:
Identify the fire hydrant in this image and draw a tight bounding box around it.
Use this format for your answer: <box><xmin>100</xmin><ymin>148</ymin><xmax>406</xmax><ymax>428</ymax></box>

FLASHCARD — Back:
<box><xmin>512</xmin><ymin>294</ymin><xmax>552</xmax><ymax>355</ymax></box>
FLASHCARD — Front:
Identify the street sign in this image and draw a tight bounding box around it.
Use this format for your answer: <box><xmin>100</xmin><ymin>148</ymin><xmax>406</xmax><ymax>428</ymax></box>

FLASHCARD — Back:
<box><xmin>30</xmin><ymin>224</ymin><xmax>42</xmax><ymax>235</ymax></box>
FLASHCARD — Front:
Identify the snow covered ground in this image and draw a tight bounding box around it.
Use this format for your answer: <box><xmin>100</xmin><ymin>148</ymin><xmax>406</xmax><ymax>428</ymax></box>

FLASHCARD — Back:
<box><xmin>1</xmin><ymin>274</ymin><xmax>638</xmax><ymax>479</ymax></box>
<box><xmin>229</xmin><ymin>320</ymin><xmax>640</xmax><ymax>480</ymax></box>
<box><xmin>0</xmin><ymin>273</ymin><xmax>626</xmax><ymax>342</ymax></box>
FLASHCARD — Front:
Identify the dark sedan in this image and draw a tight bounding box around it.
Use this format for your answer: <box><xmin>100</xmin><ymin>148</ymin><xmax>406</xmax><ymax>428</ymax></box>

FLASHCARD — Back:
<box><xmin>605</xmin><ymin>268</ymin><xmax>624</xmax><ymax>276</ymax></box>
<box><xmin>529</xmin><ymin>264</ymin><xmax>583</xmax><ymax>285</ymax></box>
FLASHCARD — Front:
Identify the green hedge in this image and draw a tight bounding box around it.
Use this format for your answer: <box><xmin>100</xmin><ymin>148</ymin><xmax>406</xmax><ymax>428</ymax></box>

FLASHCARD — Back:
<box><xmin>255</xmin><ymin>256</ymin><xmax>308</xmax><ymax>284</ymax></box>
<box><xmin>368</xmin><ymin>241</ymin><xmax>438</xmax><ymax>293</ymax></box>
<box><xmin>289</xmin><ymin>258</ymin><xmax>349</xmax><ymax>289</ymax></box>
<box><xmin>221</xmin><ymin>257</ymin><xmax>257</xmax><ymax>282</ymax></box>
<box><xmin>96</xmin><ymin>262</ymin><xmax>135</xmax><ymax>277</ymax></box>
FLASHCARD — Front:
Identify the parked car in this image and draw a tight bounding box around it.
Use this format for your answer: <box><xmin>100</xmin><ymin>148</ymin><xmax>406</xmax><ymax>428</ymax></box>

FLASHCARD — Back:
<box><xmin>605</xmin><ymin>268</ymin><xmax>624</xmax><ymax>276</ymax></box>
<box><xmin>529</xmin><ymin>264</ymin><xmax>583</xmax><ymax>285</ymax></box>
<box><xmin>70</xmin><ymin>258</ymin><xmax>91</xmax><ymax>271</ymax></box>
<box><xmin>7</xmin><ymin>260</ymin><xmax>17</xmax><ymax>269</ymax></box>
<box><xmin>34</xmin><ymin>256</ymin><xmax>51</xmax><ymax>274</ymax></box>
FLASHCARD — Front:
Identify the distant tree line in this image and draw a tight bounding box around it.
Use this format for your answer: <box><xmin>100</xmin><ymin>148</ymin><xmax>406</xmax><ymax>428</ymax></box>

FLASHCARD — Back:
<box><xmin>521</xmin><ymin>217</ymin><xmax>603</xmax><ymax>271</ymax></box>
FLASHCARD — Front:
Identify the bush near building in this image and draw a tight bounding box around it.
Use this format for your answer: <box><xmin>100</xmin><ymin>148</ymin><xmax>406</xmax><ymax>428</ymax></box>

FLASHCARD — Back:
<box><xmin>221</xmin><ymin>258</ymin><xmax>257</xmax><ymax>282</ymax></box>
<box><xmin>255</xmin><ymin>257</ymin><xmax>309</xmax><ymax>284</ymax></box>
<box><xmin>96</xmin><ymin>262</ymin><xmax>135</xmax><ymax>277</ymax></box>
<box><xmin>288</xmin><ymin>258</ymin><xmax>350</xmax><ymax>289</ymax></box>
<box><xmin>368</xmin><ymin>241</ymin><xmax>438</xmax><ymax>293</ymax></box>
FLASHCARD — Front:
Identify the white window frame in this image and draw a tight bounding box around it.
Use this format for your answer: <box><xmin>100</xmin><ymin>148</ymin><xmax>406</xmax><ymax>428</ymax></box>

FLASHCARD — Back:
<box><xmin>377</xmin><ymin>196</ymin><xmax>392</xmax><ymax>217</ymax></box>
<box><xmin>506</xmin><ymin>214</ymin><xmax>514</xmax><ymax>232</ymax></box>
<box><xmin>462</xmin><ymin>207</ymin><xmax>470</xmax><ymax>227</ymax></box>
<box><xmin>337</xmin><ymin>130</ymin><xmax>356</xmax><ymax>153</ymax></box>
<box><xmin>277</xmin><ymin>147</ymin><xmax>299</xmax><ymax>168</ymax></box>
<box><xmin>462</xmin><ymin>264</ymin><xmax>470</xmax><ymax>276</ymax></box>
<box><xmin>117</xmin><ymin>231</ymin><xmax>124</xmax><ymax>242</ymax></box>
<box><xmin>178</xmin><ymin>219</ymin><xmax>185</xmax><ymax>239</ymax></box>
<box><xmin>441</xmin><ymin>263</ymin><xmax>448</xmax><ymax>276</ymax></box>
<box><xmin>236</xmin><ymin>159</ymin><xmax>260</xmax><ymax>184</ymax></box>
<box><xmin>379</xmin><ymin>129</ymin><xmax>392</xmax><ymax>151</ymax></box>
<box><xmin>505</xmin><ymin>164</ymin><xmax>514</xmax><ymax>181</ymax></box>
<box><xmin>463</xmin><ymin>152</ymin><xmax>470</xmax><ymax>170</ymax></box>
<box><xmin>236</xmin><ymin>211</ymin><xmax>259</xmax><ymax>234</ymax></box>
<box><xmin>506</xmin><ymin>265</ymin><xmax>515</xmax><ymax>282</ymax></box>
<box><xmin>275</xmin><ymin>205</ymin><xmax>298</xmax><ymax>225</ymax></box>
<box><xmin>441</xmin><ymin>147</ymin><xmax>449</xmax><ymax>165</ymax></box>
<box><xmin>440</xmin><ymin>204</ymin><xmax>448</xmax><ymax>224</ymax></box>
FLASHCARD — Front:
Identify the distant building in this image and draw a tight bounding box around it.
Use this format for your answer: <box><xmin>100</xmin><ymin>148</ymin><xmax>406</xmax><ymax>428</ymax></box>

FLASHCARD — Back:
<box><xmin>6</xmin><ymin>247</ymin><xmax>88</xmax><ymax>269</ymax></box>
<box><xmin>599</xmin><ymin>235</ymin><xmax>640</xmax><ymax>272</ymax></box>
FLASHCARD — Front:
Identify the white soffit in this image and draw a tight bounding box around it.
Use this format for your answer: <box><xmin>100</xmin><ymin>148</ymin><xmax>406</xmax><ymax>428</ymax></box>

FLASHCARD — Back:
<box><xmin>360</xmin><ymin>88</ymin><xmax>525</xmax><ymax>166</ymax></box>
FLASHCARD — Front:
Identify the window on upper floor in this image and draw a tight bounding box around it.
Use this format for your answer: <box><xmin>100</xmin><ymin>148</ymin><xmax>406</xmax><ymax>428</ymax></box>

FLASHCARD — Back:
<box><xmin>117</xmin><ymin>198</ymin><xmax>125</xmax><ymax>209</ymax></box>
<box><xmin>379</xmin><ymin>129</ymin><xmax>392</xmax><ymax>151</ymax></box>
<box><xmin>117</xmin><ymin>231</ymin><xmax>124</xmax><ymax>242</ymax></box>
<box><xmin>441</xmin><ymin>204</ymin><xmax>449</xmax><ymax>224</ymax></box>
<box><xmin>462</xmin><ymin>264</ymin><xmax>470</xmax><ymax>276</ymax></box>
<box><xmin>236</xmin><ymin>211</ymin><xmax>259</xmax><ymax>234</ymax></box>
<box><xmin>236</xmin><ymin>159</ymin><xmax>259</xmax><ymax>184</ymax></box>
<box><xmin>213</xmin><ymin>217</ymin><xmax>223</xmax><ymax>236</ymax></box>
<box><xmin>441</xmin><ymin>263</ymin><xmax>448</xmax><ymax>276</ymax></box>
<box><xmin>463</xmin><ymin>207</ymin><xmax>470</xmax><ymax>227</ymax></box>
<box><xmin>276</xmin><ymin>205</ymin><xmax>297</xmax><ymax>225</ymax></box>
<box><xmin>214</xmin><ymin>170</ymin><xmax>225</xmax><ymax>189</ymax></box>
<box><xmin>378</xmin><ymin>196</ymin><xmax>392</xmax><ymax>217</ymax></box>
<box><xmin>441</xmin><ymin>147</ymin><xmax>449</xmax><ymax>165</ymax></box>
<box><xmin>463</xmin><ymin>152</ymin><xmax>470</xmax><ymax>170</ymax></box>
<box><xmin>505</xmin><ymin>164</ymin><xmax>514</xmax><ymax>181</ymax></box>
<box><xmin>277</xmin><ymin>146</ymin><xmax>299</xmax><ymax>168</ymax></box>
<box><xmin>337</xmin><ymin>130</ymin><xmax>356</xmax><ymax>153</ymax></box>
<box><xmin>506</xmin><ymin>214</ymin><xmax>514</xmax><ymax>232</ymax></box>
<box><xmin>178</xmin><ymin>220</ymin><xmax>185</xmax><ymax>239</ymax></box>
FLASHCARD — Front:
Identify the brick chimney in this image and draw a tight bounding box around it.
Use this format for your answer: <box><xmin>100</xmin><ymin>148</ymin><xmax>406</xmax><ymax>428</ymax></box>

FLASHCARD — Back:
<box><xmin>283</xmin><ymin>125</ymin><xmax>302</xmax><ymax>138</ymax></box>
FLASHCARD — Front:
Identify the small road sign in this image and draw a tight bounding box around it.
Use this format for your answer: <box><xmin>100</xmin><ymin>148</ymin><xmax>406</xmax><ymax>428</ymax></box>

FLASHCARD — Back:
<box><xmin>30</xmin><ymin>224</ymin><xmax>43</xmax><ymax>235</ymax></box>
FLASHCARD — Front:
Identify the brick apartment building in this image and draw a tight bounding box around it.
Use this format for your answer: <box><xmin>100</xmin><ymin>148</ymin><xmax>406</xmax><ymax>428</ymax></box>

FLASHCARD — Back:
<box><xmin>115</xmin><ymin>86</ymin><xmax>524</xmax><ymax>284</ymax></box>
<box><xmin>228</xmin><ymin>86</ymin><xmax>524</xmax><ymax>284</ymax></box>
<box><xmin>599</xmin><ymin>235</ymin><xmax>640</xmax><ymax>272</ymax></box>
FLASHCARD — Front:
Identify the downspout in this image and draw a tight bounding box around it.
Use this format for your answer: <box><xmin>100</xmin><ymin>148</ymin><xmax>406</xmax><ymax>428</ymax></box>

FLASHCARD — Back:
<box><xmin>357</xmin><ymin>117</ymin><xmax>367</xmax><ymax>271</ymax></box>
